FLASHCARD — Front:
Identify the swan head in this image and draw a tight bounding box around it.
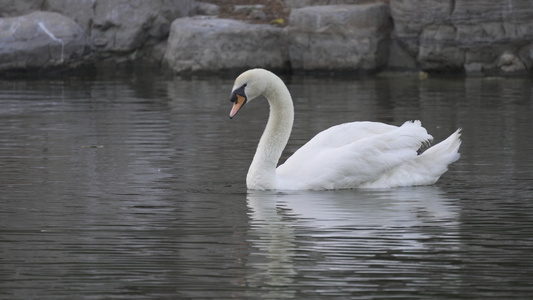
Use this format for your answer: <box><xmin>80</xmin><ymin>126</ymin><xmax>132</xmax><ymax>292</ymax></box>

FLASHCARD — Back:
<box><xmin>229</xmin><ymin>69</ymin><xmax>269</xmax><ymax>119</ymax></box>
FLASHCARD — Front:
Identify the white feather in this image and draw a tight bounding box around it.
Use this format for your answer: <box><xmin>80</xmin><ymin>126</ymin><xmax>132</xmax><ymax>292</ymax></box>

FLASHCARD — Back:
<box><xmin>230</xmin><ymin>69</ymin><xmax>461</xmax><ymax>190</ymax></box>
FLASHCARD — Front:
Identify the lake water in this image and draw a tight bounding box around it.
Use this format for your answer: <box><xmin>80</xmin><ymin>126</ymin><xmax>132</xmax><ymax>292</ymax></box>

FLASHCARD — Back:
<box><xmin>1</xmin><ymin>70</ymin><xmax>532</xmax><ymax>299</ymax></box>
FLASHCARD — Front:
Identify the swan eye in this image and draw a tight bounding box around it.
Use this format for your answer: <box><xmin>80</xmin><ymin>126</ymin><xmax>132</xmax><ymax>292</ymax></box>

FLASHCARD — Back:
<box><xmin>229</xmin><ymin>84</ymin><xmax>248</xmax><ymax>119</ymax></box>
<box><xmin>230</xmin><ymin>84</ymin><xmax>247</xmax><ymax>103</ymax></box>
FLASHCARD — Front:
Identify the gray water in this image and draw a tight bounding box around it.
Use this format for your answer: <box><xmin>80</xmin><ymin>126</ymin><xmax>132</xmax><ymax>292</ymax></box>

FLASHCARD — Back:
<box><xmin>1</xmin><ymin>71</ymin><xmax>532</xmax><ymax>299</ymax></box>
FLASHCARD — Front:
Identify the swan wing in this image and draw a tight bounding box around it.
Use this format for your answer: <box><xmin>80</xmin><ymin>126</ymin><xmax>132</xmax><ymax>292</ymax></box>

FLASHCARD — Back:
<box><xmin>276</xmin><ymin>121</ymin><xmax>433</xmax><ymax>189</ymax></box>
<box><xmin>293</xmin><ymin>121</ymin><xmax>399</xmax><ymax>150</ymax></box>
<box><xmin>361</xmin><ymin>129</ymin><xmax>461</xmax><ymax>188</ymax></box>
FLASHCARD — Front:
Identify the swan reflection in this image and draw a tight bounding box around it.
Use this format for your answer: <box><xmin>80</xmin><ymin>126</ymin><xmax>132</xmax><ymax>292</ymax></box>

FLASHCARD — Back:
<box><xmin>245</xmin><ymin>187</ymin><xmax>460</xmax><ymax>298</ymax></box>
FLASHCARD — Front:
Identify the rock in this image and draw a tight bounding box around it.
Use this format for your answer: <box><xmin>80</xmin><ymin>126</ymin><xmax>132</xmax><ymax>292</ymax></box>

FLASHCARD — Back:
<box><xmin>163</xmin><ymin>17</ymin><xmax>289</xmax><ymax>74</ymax></box>
<box><xmin>195</xmin><ymin>2</ymin><xmax>220</xmax><ymax>16</ymax></box>
<box><xmin>234</xmin><ymin>5</ymin><xmax>265</xmax><ymax>13</ymax></box>
<box><xmin>386</xmin><ymin>38</ymin><xmax>418</xmax><ymax>71</ymax></box>
<box><xmin>0</xmin><ymin>0</ymin><xmax>45</xmax><ymax>17</ymax></box>
<box><xmin>517</xmin><ymin>43</ymin><xmax>533</xmax><ymax>69</ymax></box>
<box><xmin>390</xmin><ymin>0</ymin><xmax>533</xmax><ymax>75</ymax></box>
<box><xmin>43</xmin><ymin>0</ymin><xmax>96</xmax><ymax>33</ymax></box>
<box><xmin>287</xmin><ymin>4</ymin><xmax>392</xmax><ymax>73</ymax></box>
<box><xmin>234</xmin><ymin>5</ymin><xmax>267</xmax><ymax>21</ymax></box>
<box><xmin>285</xmin><ymin>0</ymin><xmax>375</xmax><ymax>8</ymax></box>
<box><xmin>250</xmin><ymin>9</ymin><xmax>267</xmax><ymax>21</ymax></box>
<box><xmin>0</xmin><ymin>0</ymin><xmax>195</xmax><ymax>63</ymax></box>
<box><xmin>90</xmin><ymin>0</ymin><xmax>195</xmax><ymax>58</ymax></box>
<box><xmin>0</xmin><ymin>11</ymin><xmax>89</xmax><ymax>72</ymax></box>
<box><xmin>497</xmin><ymin>52</ymin><xmax>526</xmax><ymax>73</ymax></box>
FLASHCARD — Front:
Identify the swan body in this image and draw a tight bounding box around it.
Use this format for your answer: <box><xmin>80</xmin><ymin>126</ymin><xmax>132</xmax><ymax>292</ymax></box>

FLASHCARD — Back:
<box><xmin>229</xmin><ymin>69</ymin><xmax>461</xmax><ymax>190</ymax></box>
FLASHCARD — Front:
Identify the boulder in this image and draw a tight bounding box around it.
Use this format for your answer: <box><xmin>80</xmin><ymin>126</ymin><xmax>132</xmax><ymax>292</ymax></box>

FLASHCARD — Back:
<box><xmin>89</xmin><ymin>0</ymin><xmax>195</xmax><ymax>57</ymax></box>
<box><xmin>390</xmin><ymin>0</ymin><xmax>533</xmax><ymax>75</ymax></box>
<box><xmin>0</xmin><ymin>0</ymin><xmax>44</xmax><ymax>17</ymax></box>
<box><xmin>0</xmin><ymin>0</ymin><xmax>195</xmax><ymax>63</ymax></box>
<box><xmin>43</xmin><ymin>0</ymin><xmax>96</xmax><ymax>33</ymax></box>
<box><xmin>0</xmin><ymin>11</ymin><xmax>89</xmax><ymax>72</ymax></box>
<box><xmin>163</xmin><ymin>17</ymin><xmax>289</xmax><ymax>74</ymax></box>
<box><xmin>195</xmin><ymin>2</ymin><xmax>220</xmax><ymax>16</ymax></box>
<box><xmin>287</xmin><ymin>4</ymin><xmax>392</xmax><ymax>73</ymax></box>
<box><xmin>285</xmin><ymin>0</ymin><xmax>379</xmax><ymax>8</ymax></box>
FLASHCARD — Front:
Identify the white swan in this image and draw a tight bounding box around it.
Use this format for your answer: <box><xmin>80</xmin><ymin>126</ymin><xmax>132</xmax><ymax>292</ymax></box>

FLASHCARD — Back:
<box><xmin>229</xmin><ymin>68</ymin><xmax>461</xmax><ymax>190</ymax></box>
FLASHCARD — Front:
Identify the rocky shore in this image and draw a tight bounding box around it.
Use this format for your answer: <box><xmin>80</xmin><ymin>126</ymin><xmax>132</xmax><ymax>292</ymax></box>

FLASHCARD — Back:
<box><xmin>1</xmin><ymin>0</ymin><xmax>532</xmax><ymax>76</ymax></box>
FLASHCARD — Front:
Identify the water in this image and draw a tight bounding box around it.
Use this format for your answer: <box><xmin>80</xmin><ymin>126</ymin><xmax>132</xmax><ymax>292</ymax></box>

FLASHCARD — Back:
<box><xmin>1</xmin><ymin>71</ymin><xmax>532</xmax><ymax>299</ymax></box>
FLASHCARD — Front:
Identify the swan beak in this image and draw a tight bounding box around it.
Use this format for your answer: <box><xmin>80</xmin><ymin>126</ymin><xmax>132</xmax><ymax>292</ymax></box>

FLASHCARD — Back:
<box><xmin>229</xmin><ymin>94</ymin><xmax>246</xmax><ymax>119</ymax></box>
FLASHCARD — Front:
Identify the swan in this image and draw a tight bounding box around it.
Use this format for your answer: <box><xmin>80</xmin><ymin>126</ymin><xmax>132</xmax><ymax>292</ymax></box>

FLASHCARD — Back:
<box><xmin>229</xmin><ymin>68</ymin><xmax>461</xmax><ymax>190</ymax></box>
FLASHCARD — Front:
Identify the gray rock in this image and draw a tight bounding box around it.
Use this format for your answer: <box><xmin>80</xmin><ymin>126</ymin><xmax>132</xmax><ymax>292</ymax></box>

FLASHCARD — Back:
<box><xmin>287</xmin><ymin>4</ymin><xmax>392</xmax><ymax>72</ymax></box>
<box><xmin>497</xmin><ymin>52</ymin><xmax>527</xmax><ymax>73</ymax></box>
<box><xmin>285</xmin><ymin>0</ymin><xmax>376</xmax><ymax>8</ymax></box>
<box><xmin>0</xmin><ymin>0</ymin><xmax>195</xmax><ymax>63</ymax></box>
<box><xmin>195</xmin><ymin>2</ymin><xmax>220</xmax><ymax>16</ymax></box>
<box><xmin>0</xmin><ymin>0</ymin><xmax>45</xmax><ymax>17</ymax></box>
<box><xmin>90</xmin><ymin>0</ymin><xmax>195</xmax><ymax>58</ymax></box>
<box><xmin>391</xmin><ymin>0</ymin><xmax>533</xmax><ymax>75</ymax></box>
<box><xmin>234</xmin><ymin>5</ymin><xmax>267</xmax><ymax>21</ymax></box>
<box><xmin>234</xmin><ymin>5</ymin><xmax>265</xmax><ymax>13</ymax></box>
<box><xmin>0</xmin><ymin>11</ymin><xmax>89</xmax><ymax>72</ymax></box>
<box><xmin>163</xmin><ymin>17</ymin><xmax>289</xmax><ymax>73</ymax></box>
<box><xmin>43</xmin><ymin>0</ymin><xmax>96</xmax><ymax>33</ymax></box>
<box><xmin>387</xmin><ymin>38</ymin><xmax>418</xmax><ymax>71</ymax></box>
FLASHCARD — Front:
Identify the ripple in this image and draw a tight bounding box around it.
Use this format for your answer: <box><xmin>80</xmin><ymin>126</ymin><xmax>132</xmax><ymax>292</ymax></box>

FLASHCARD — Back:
<box><xmin>1</xmin><ymin>74</ymin><xmax>533</xmax><ymax>299</ymax></box>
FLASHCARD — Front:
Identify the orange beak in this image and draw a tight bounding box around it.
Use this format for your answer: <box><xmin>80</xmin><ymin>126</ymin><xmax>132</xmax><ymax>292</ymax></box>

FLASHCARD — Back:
<box><xmin>229</xmin><ymin>94</ymin><xmax>246</xmax><ymax>119</ymax></box>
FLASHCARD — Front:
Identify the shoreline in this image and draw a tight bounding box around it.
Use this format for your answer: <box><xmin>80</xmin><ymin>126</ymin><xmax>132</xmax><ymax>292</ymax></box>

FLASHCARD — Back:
<box><xmin>1</xmin><ymin>0</ymin><xmax>532</xmax><ymax>77</ymax></box>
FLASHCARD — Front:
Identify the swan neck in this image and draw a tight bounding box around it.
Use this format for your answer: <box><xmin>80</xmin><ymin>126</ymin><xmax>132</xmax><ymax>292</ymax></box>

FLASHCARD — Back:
<box><xmin>247</xmin><ymin>75</ymin><xmax>294</xmax><ymax>190</ymax></box>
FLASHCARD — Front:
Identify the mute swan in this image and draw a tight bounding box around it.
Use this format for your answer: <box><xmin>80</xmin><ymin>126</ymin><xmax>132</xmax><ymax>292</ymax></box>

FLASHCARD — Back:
<box><xmin>229</xmin><ymin>68</ymin><xmax>461</xmax><ymax>190</ymax></box>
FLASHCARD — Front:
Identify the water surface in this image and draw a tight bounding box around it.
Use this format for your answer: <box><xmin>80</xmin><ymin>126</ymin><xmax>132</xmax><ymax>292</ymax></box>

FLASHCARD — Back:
<box><xmin>1</xmin><ymin>72</ymin><xmax>532</xmax><ymax>299</ymax></box>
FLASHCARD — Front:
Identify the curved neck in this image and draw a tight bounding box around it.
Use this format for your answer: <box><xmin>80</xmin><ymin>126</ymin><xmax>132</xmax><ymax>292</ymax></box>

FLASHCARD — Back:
<box><xmin>247</xmin><ymin>75</ymin><xmax>294</xmax><ymax>190</ymax></box>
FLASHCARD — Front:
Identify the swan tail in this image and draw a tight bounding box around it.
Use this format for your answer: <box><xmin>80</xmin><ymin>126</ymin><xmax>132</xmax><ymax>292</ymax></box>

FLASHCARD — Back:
<box><xmin>402</xmin><ymin>128</ymin><xmax>462</xmax><ymax>185</ymax></box>
<box><xmin>419</xmin><ymin>128</ymin><xmax>462</xmax><ymax>165</ymax></box>
<box><xmin>362</xmin><ymin>128</ymin><xmax>462</xmax><ymax>188</ymax></box>
<box><xmin>385</xmin><ymin>120</ymin><xmax>433</xmax><ymax>150</ymax></box>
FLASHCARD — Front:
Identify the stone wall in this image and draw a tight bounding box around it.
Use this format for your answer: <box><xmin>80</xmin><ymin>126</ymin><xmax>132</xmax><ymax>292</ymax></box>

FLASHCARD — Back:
<box><xmin>390</xmin><ymin>0</ymin><xmax>533</xmax><ymax>75</ymax></box>
<box><xmin>287</xmin><ymin>4</ymin><xmax>391</xmax><ymax>73</ymax></box>
<box><xmin>285</xmin><ymin>0</ymin><xmax>377</xmax><ymax>8</ymax></box>
<box><xmin>0</xmin><ymin>0</ymin><xmax>195</xmax><ymax>74</ymax></box>
<box><xmin>1</xmin><ymin>0</ymin><xmax>533</xmax><ymax>76</ymax></box>
<box><xmin>163</xmin><ymin>17</ymin><xmax>289</xmax><ymax>74</ymax></box>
